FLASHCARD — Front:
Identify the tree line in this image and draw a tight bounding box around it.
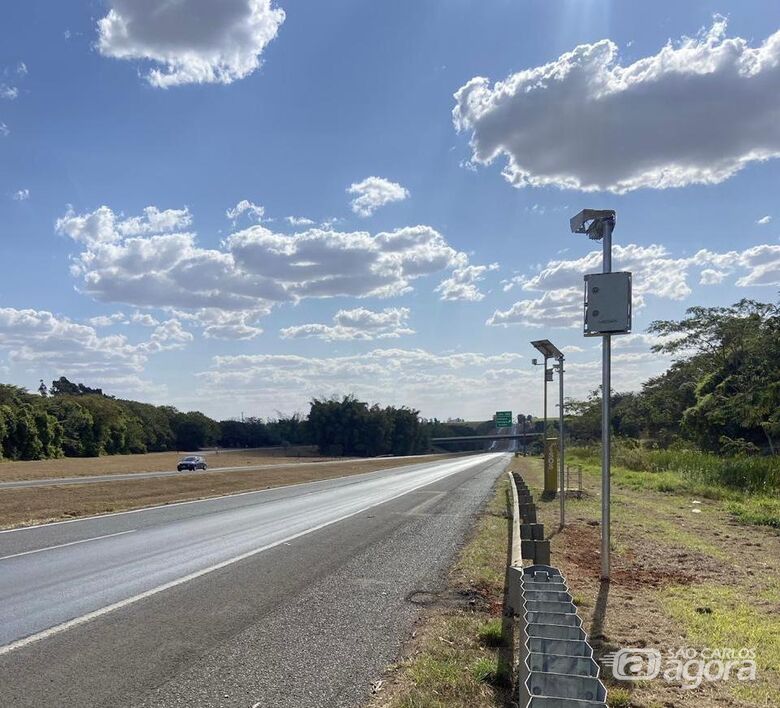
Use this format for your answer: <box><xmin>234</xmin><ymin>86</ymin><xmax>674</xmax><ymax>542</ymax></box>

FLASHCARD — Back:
<box><xmin>0</xmin><ymin>377</ymin><xmax>310</xmax><ymax>461</ymax></box>
<box><xmin>7</xmin><ymin>296</ymin><xmax>771</xmax><ymax>464</ymax></box>
<box><xmin>0</xmin><ymin>381</ymin><xmax>476</xmax><ymax>461</ymax></box>
<box><xmin>565</xmin><ymin>297</ymin><xmax>780</xmax><ymax>455</ymax></box>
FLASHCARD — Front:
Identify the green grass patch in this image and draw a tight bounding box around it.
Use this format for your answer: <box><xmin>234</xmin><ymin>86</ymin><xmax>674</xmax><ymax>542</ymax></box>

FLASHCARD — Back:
<box><xmin>727</xmin><ymin>496</ymin><xmax>780</xmax><ymax>529</ymax></box>
<box><xmin>471</xmin><ymin>656</ymin><xmax>500</xmax><ymax>683</ymax></box>
<box><xmin>606</xmin><ymin>686</ymin><xmax>632</xmax><ymax>708</ymax></box>
<box><xmin>569</xmin><ymin>444</ymin><xmax>780</xmax><ymax>494</ymax></box>
<box><xmin>569</xmin><ymin>445</ymin><xmax>780</xmax><ymax>528</ymax></box>
<box><xmin>663</xmin><ymin>584</ymin><xmax>780</xmax><ymax>705</ymax></box>
<box><xmin>477</xmin><ymin>618</ymin><xmax>504</xmax><ymax>648</ymax></box>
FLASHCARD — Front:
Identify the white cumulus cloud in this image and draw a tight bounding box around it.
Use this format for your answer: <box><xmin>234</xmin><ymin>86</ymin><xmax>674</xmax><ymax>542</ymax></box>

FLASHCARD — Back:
<box><xmin>197</xmin><ymin>348</ymin><xmax>529</xmax><ymax>419</ymax></box>
<box><xmin>285</xmin><ymin>215</ymin><xmax>315</xmax><ymax>227</ymax></box>
<box><xmin>11</xmin><ymin>189</ymin><xmax>29</xmax><ymax>201</ymax></box>
<box><xmin>454</xmin><ymin>19</ymin><xmax>780</xmax><ymax>193</ymax></box>
<box><xmin>348</xmin><ymin>176</ymin><xmax>409</xmax><ymax>217</ymax></box>
<box><xmin>226</xmin><ymin>199</ymin><xmax>265</xmax><ymax>224</ymax></box>
<box><xmin>436</xmin><ymin>263</ymin><xmax>498</xmax><ymax>301</ymax></box>
<box><xmin>88</xmin><ymin>312</ymin><xmax>128</xmax><ymax>327</ymax></box>
<box><xmin>489</xmin><ymin>242</ymin><xmax>780</xmax><ymax>328</ymax></box>
<box><xmin>281</xmin><ymin>307</ymin><xmax>414</xmax><ymax>341</ymax></box>
<box><xmin>0</xmin><ymin>307</ymin><xmax>187</xmax><ymax>378</ymax></box>
<box><xmin>59</xmin><ymin>206</ymin><xmax>488</xmax><ymax>338</ymax></box>
<box><xmin>97</xmin><ymin>0</ymin><xmax>285</xmax><ymax>88</ymax></box>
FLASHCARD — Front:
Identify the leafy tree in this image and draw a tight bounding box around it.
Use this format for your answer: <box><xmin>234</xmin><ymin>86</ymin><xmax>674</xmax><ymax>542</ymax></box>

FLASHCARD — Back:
<box><xmin>171</xmin><ymin>411</ymin><xmax>220</xmax><ymax>450</ymax></box>
<box><xmin>33</xmin><ymin>408</ymin><xmax>62</xmax><ymax>458</ymax></box>
<box><xmin>50</xmin><ymin>377</ymin><xmax>104</xmax><ymax>397</ymax></box>
<box><xmin>650</xmin><ymin>298</ymin><xmax>780</xmax><ymax>452</ymax></box>
<box><xmin>48</xmin><ymin>398</ymin><xmax>95</xmax><ymax>457</ymax></box>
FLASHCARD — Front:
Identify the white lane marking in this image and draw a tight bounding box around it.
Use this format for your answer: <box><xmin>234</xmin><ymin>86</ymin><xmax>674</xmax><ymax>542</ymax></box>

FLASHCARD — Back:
<box><xmin>404</xmin><ymin>491</ymin><xmax>448</xmax><ymax>516</ymax></box>
<box><xmin>0</xmin><ymin>455</ymin><xmax>506</xmax><ymax>656</ymax></box>
<box><xmin>0</xmin><ymin>530</ymin><xmax>136</xmax><ymax>561</ymax></box>
<box><xmin>0</xmin><ymin>454</ymin><xmax>501</xmax><ymax>535</ymax></box>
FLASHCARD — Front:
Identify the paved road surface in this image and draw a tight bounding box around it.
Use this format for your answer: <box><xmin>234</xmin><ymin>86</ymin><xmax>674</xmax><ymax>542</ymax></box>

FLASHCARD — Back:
<box><xmin>0</xmin><ymin>452</ymin><xmax>447</xmax><ymax>490</ymax></box>
<box><xmin>0</xmin><ymin>452</ymin><xmax>508</xmax><ymax>707</ymax></box>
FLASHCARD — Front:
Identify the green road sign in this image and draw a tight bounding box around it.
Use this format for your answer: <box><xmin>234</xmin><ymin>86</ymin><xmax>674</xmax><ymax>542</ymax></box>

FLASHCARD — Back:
<box><xmin>495</xmin><ymin>411</ymin><xmax>513</xmax><ymax>428</ymax></box>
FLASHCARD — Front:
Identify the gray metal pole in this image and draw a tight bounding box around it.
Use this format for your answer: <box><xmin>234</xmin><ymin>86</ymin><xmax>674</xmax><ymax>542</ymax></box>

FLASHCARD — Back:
<box><xmin>543</xmin><ymin>355</ymin><xmax>549</xmax><ymax>493</ymax></box>
<box><xmin>558</xmin><ymin>355</ymin><xmax>565</xmax><ymax>530</ymax></box>
<box><xmin>601</xmin><ymin>220</ymin><xmax>613</xmax><ymax>580</ymax></box>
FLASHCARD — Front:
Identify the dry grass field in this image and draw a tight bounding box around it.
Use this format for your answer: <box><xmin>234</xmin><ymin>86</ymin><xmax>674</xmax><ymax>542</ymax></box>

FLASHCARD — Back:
<box><xmin>0</xmin><ymin>446</ymin><xmax>326</xmax><ymax>482</ymax></box>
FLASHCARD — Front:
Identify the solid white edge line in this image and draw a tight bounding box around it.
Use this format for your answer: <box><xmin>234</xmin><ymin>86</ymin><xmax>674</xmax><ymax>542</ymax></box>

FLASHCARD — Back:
<box><xmin>0</xmin><ymin>530</ymin><xmax>136</xmax><ymax>561</ymax></box>
<box><xmin>0</xmin><ymin>453</ymin><xmax>493</xmax><ymax>535</ymax></box>
<box><xmin>0</xmin><ymin>454</ymin><xmax>506</xmax><ymax>656</ymax></box>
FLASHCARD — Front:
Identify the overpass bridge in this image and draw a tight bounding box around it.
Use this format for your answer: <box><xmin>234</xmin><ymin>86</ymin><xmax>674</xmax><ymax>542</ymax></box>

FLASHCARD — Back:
<box><xmin>430</xmin><ymin>433</ymin><xmax>541</xmax><ymax>444</ymax></box>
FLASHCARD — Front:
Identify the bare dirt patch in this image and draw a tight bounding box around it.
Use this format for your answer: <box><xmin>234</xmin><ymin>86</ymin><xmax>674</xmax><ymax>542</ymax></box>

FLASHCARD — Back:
<box><xmin>0</xmin><ymin>454</ymin><xmax>457</xmax><ymax>528</ymax></box>
<box><xmin>561</xmin><ymin>523</ymin><xmax>704</xmax><ymax>589</ymax></box>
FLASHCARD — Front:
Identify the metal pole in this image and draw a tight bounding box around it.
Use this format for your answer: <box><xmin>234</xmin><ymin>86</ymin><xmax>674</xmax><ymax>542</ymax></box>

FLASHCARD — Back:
<box><xmin>543</xmin><ymin>355</ymin><xmax>549</xmax><ymax>492</ymax></box>
<box><xmin>601</xmin><ymin>219</ymin><xmax>613</xmax><ymax>580</ymax></box>
<box><xmin>558</xmin><ymin>355</ymin><xmax>565</xmax><ymax>529</ymax></box>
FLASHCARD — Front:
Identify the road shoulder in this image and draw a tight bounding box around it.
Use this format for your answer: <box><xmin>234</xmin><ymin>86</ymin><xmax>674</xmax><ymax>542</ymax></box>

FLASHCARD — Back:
<box><xmin>368</xmin><ymin>476</ymin><xmax>512</xmax><ymax>708</ymax></box>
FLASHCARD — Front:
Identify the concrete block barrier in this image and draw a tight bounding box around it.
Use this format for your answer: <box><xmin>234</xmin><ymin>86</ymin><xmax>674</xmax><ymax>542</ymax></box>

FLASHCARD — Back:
<box><xmin>528</xmin><ymin>638</ymin><xmax>593</xmax><ymax>658</ymax></box>
<box><xmin>525</xmin><ymin>600</ymin><xmax>577</xmax><ymax>615</ymax></box>
<box><xmin>528</xmin><ymin>697</ymin><xmax>608</xmax><ymax>707</ymax></box>
<box><xmin>528</xmin><ymin>653</ymin><xmax>600</xmax><ymax>677</ymax></box>
<box><xmin>533</xmin><ymin>540</ymin><xmax>551</xmax><ymax>565</ymax></box>
<box><xmin>526</xmin><ymin>672</ymin><xmax>606</xmax><ymax>702</ymax></box>
<box><xmin>505</xmin><ymin>471</ymin><xmax>607</xmax><ymax>707</ymax></box>
<box><xmin>521</xmin><ymin>523</ymin><xmax>545</xmax><ymax>540</ymax></box>
<box><xmin>520</xmin><ymin>565</ymin><xmax>606</xmax><ymax>707</ymax></box>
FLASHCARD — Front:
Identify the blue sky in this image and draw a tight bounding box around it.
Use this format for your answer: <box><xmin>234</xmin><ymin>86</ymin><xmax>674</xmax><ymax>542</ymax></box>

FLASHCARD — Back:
<box><xmin>1</xmin><ymin>0</ymin><xmax>779</xmax><ymax>420</ymax></box>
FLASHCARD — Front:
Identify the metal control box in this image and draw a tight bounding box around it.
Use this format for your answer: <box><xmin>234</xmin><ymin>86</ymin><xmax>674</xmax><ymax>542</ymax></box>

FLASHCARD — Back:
<box><xmin>583</xmin><ymin>272</ymin><xmax>632</xmax><ymax>336</ymax></box>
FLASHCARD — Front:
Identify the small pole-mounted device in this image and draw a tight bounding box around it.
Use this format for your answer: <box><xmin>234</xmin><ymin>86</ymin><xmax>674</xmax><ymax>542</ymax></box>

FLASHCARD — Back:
<box><xmin>570</xmin><ymin>208</ymin><xmax>630</xmax><ymax>581</ymax></box>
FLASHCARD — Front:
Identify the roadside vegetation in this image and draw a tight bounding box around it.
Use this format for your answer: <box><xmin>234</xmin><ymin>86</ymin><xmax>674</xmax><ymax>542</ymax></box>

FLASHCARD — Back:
<box><xmin>0</xmin><ymin>380</ymin><xmax>488</xmax><ymax>463</ymax></box>
<box><xmin>513</xmin><ymin>455</ymin><xmax>780</xmax><ymax>707</ymax></box>
<box><xmin>568</xmin><ymin>443</ymin><xmax>780</xmax><ymax>528</ymax></box>
<box><xmin>370</xmin><ymin>478</ymin><xmax>511</xmax><ymax>708</ymax></box>
<box><xmin>561</xmin><ymin>298</ymin><xmax>780</xmax><ymax>528</ymax></box>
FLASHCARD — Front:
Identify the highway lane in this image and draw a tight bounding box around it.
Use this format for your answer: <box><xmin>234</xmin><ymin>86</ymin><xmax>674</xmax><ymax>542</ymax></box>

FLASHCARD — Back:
<box><xmin>0</xmin><ymin>452</ymin><xmax>508</xmax><ymax>707</ymax></box>
<box><xmin>0</xmin><ymin>452</ymin><xmax>447</xmax><ymax>490</ymax></box>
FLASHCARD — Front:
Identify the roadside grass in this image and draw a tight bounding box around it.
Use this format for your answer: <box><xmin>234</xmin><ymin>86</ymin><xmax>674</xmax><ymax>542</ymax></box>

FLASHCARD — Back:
<box><xmin>605</xmin><ymin>687</ymin><xmax>631</xmax><ymax>708</ymax></box>
<box><xmin>568</xmin><ymin>446</ymin><xmax>780</xmax><ymax>528</ymax></box>
<box><xmin>573</xmin><ymin>443</ymin><xmax>780</xmax><ymax>494</ymax></box>
<box><xmin>512</xmin><ymin>454</ymin><xmax>780</xmax><ymax>707</ymax></box>
<box><xmin>371</xmin><ymin>478</ymin><xmax>511</xmax><ymax>708</ymax></box>
<box><xmin>0</xmin><ymin>454</ymin><xmax>459</xmax><ymax>529</ymax></box>
<box><xmin>727</xmin><ymin>496</ymin><xmax>780</xmax><ymax>528</ymax></box>
<box><xmin>663</xmin><ymin>584</ymin><xmax>780</xmax><ymax>705</ymax></box>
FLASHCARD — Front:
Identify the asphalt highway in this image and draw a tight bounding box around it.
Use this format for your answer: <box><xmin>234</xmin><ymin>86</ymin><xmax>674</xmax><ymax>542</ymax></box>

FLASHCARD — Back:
<box><xmin>0</xmin><ymin>452</ymin><xmax>509</xmax><ymax>707</ymax></box>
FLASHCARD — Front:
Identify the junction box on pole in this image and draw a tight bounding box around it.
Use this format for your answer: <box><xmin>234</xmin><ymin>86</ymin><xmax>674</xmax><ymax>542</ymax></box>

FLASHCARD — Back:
<box><xmin>570</xmin><ymin>209</ymin><xmax>631</xmax><ymax>582</ymax></box>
